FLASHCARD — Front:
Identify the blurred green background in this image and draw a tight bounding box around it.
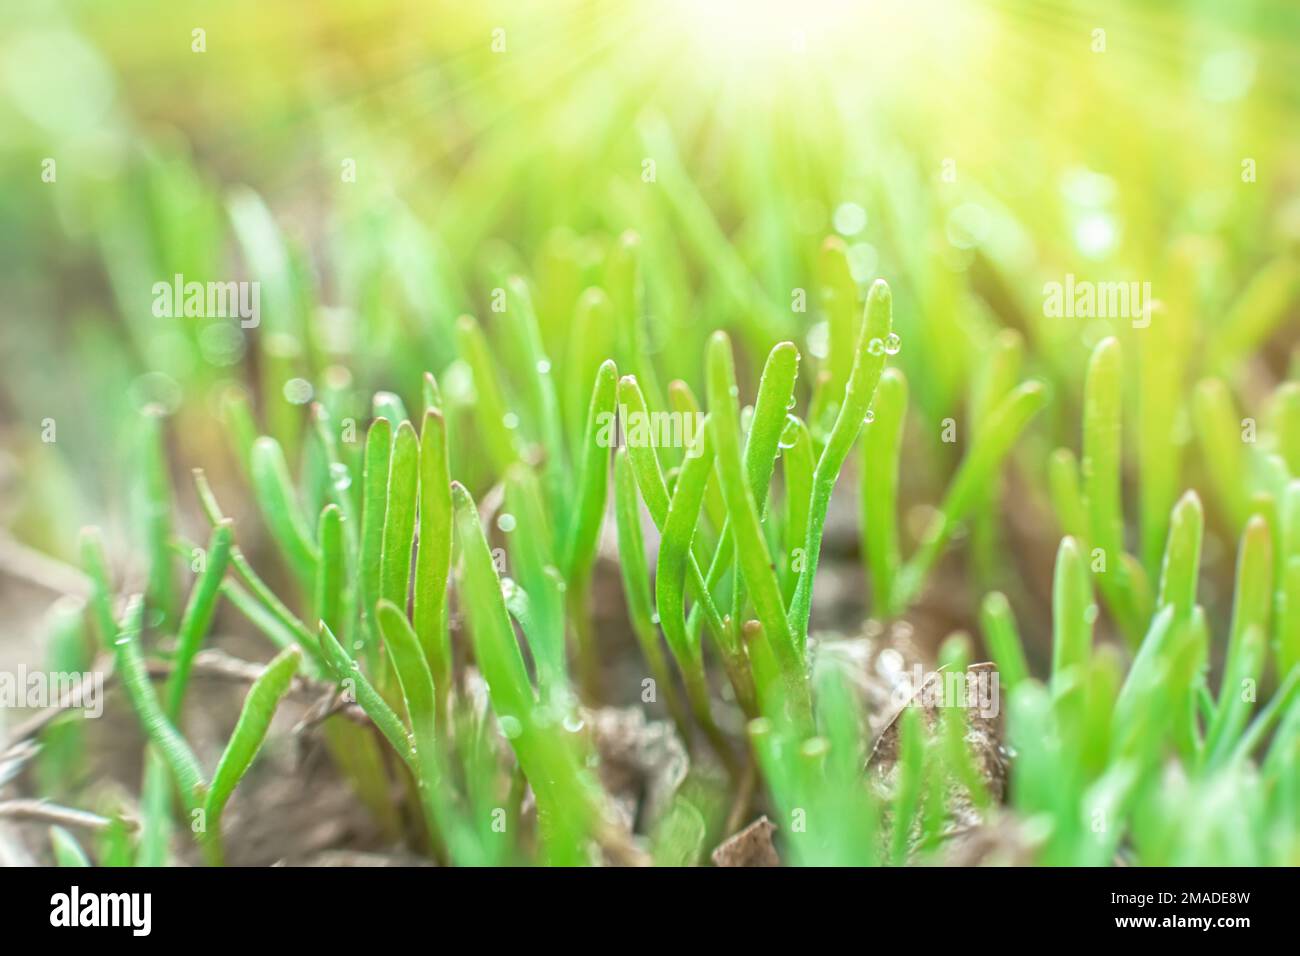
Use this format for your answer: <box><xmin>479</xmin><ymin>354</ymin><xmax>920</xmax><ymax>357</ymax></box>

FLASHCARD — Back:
<box><xmin>1</xmin><ymin>0</ymin><xmax>1298</xmax><ymax>610</ymax></box>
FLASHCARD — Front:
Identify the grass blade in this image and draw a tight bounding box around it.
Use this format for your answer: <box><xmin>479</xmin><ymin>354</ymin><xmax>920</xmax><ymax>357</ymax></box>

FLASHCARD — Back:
<box><xmin>1048</xmin><ymin>448</ymin><xmax>1088</xmax><ymax>542</ymax></box>
<box><xmin>455</xmin><ymin>313</ymin><xmax>519</xmax><ymax>474</ymax></box>
<box><xmin>376</xmin><ymin>601</ymin><xmax>439</xmax><ymax>761</ymax></box>
<box><xmin>562</xmin><ymin>359</ymin><xmax>618</xmax><ymax>579</ymax></box>
<box><xmin>790</xmin><ymin>279</ymin><xmax>893</xmax><ymax>641</ymax></box>
<box><xmin>1206</xmin><ymin>516</ymin><xmax>1274</xmax><ymax>760</ymax></box>
<box><xmin>707</xmin><ymin>332</ymin><xmax>806</xmax><ymax>713</ymax></box>
<box><xmin>669</xmin><ymin>379</ymin><xmax>725</xmax><ymax>531</ymax></box>
<box><xmin>564</xmin><ymin>288</ymin><xmax>617</xmax><ymax>459</ymax></box>
<box><xmin>1050</xmin><ymin>536</ymin><xmax>1093</xmax><ymax>754</ymax></box>
<box><xmin>79</xmin><ymin>527</ymin><xmax>117</xmax><ymax>651</ymax></box>
<box><xmin>613</xmin><ymin>448</ymin><xmax>688</xmax><ymax>734</ymax></box>
<box><xmin>114</xmin><ymin>594</ymin><xmax>205</xmax><ymax>815</ymax></box>
<box><xmin>1080</xmin><ymin>337</ymin><xmax>1144</xmax><ymax>644</ymax></box>
<box><xmin>358</xmin><ymin>417</ymin><xmax>391</xmax><ymax>650</ymax></box>
<box><xmin>1156</xmin><ymin>490</ymin><xmax>1203</xmax><ymax>620</ymax></box>
<box><xmin>372</xmin><ymin>391</ymin><xmax>409</xmax><ymax>429</ymax></box>
<box><xmin>780</xmin><ymin>416</ymin><xmax>814</xmax><ymax>603</ymax></box>
<box><xmin>504</xmin><ymin>464</ymin><xmax>568</xmax><ymax>699</ymax></box>
<box><xmin>980</xmin><ymin>591</ymin><xmax>1029</xmax><ymax>692</ymax></box>
<box><xmin>164</xmin><ymin>520</ymin><xmax>233</xmax><ymax>718</ymax></box>
<box><xmin>314</xmin><ymin>504</ymin><xmax>344</xmax><ymax>639</ymax></box>
<box><xmin>452</xmin><ymin>482</ymin><xmax>537</xmax><ymax>725</ymax></box>
<box><xmin>318</xmin><ymin>622</ymin><xmax>415</xmax><ymax>768</ymax></box>
<box><xmin>861</xmin><ymin>367</ymin><xmax>907</xmax><ymax>614</ymax></box>
<box><xmin>607</xmin><ymin>231</ymin><xmax>668</xmax><ymax>423</ymax></box>
<box><xmin>193</xmin><ymin>471</ymin><xmax>326</xmax><ymax>669</ymax></box>
<box><xmin>618</xmin><ymin>374</ymin><xmax>727</xmax><ymax>638</ymax></box>
<box><xmin>816</xmin><ymin>237</ymin><xmax>859</xmax><ymax>398</ymax></box>
<box><xmin>653</xmin><ymin>418</ymin><xmax>741</xmax><ymax>767</ymax></box>
<box><xmin>380</xmin><ymin>420</ymin><xmax>419</xmax><ymax>612</ymax></box>
<box><xmin>452</xmin><ymin>481</ymin><xmax>601</xmax><ymax>864</ymax></box>
<box><xmin>561</xmin><ymin>360</ymin><xmax>619</xmax><ymax>698</ymax></box>
<box><xmin>250</xmin><ymin>436</ymin><xmax>319</xmax><ymax>585</ymax></box>
<box><xmin>506</xmin><ymin>275</ymin><xmax>567</xmax><ymax>492</ymax></box>
<box><xmin>414</xmin><ymin>406</ymin><xmax>453</xmax><ymax>715</ymax></box>
<box><xmin>139</xmin><ymin>406</ymin><xmax>178</xmax><ymax>629</ymax></box>
<box><xmin>1193</xmin><ymin>378</ymin><xmax>1249</xmax><ymax>531</ymax></box>
<box><xmin>202</xmin><ymin>645</ymin><xmax>301</xmax><ymax>863</ymax></box>
<box><xmin>49</xmin><ymin>826</ymin><xmax>91</xmax><ymax>867</ymax></box>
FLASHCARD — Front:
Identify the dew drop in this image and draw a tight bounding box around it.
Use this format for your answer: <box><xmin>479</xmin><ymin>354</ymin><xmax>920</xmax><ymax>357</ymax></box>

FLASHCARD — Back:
<box><xmin>778</xmin><ymin>414</ymin><xmax>800</xmax><ymax>449</ymax></box>
<box><xmin>502</xmin><ymin>412</ymin><xmax>520</xmax><ymax>430</ymax></box>
<box><xmin>498</xmin><ymin>715</ymin><xmax>523</xmax><ymax>739</ymax></box>
<box><xmin>329</xmin><ymin>462</ymin><xmax>352</xmax><ymax>490</ymax></box>
<box><xmin>863</xmin><ymin>409</ymin><xmax>875</xmax><ymax>424</ymax></box>
<box><xmin>536</xmin><ymin>358</ymin><xmax>552</xmax><ymax>375</ymax></box>
<box><xmin>563</xmin><ymin>715</ymin><xmax>585</xmax><ymax>733</ymax></box>
<box><xmin>866</xmin><ymin>337</ymin><xmax>886</xmax><ymax>357</ymax></box>
<box><xmin>497</xmin><ymin>513</ymin><xmax>517</xmax><ymax>532</ymax></box>
<box><xmin>884</xmin><ymin>332</ymin><xmax>902</xmax><ymax>355</ymax></box>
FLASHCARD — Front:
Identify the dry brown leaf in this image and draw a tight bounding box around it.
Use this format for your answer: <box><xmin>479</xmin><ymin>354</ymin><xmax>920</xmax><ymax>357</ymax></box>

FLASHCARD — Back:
<box><xmin>711</xmin><ymin>815</ymin><xmax>780</xmax><ymax>867</ymax></box>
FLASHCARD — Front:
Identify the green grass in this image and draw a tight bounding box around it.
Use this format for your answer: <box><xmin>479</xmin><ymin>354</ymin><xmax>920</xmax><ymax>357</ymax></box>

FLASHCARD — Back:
<box><xmin>4</xmin><ymin>0</ymin><xmax>1300</xmax><ymax>868</ymax></box>
<box><xmin>50</xmin><ymin>249</ymin><xmax>1300</xmax><ymax>866</ymax></box>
